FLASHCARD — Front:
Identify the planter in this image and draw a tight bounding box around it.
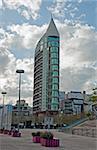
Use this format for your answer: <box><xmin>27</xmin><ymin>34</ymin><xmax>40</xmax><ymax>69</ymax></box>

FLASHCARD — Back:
<box><xmin>0</xmin><ymin>129</ymin><xmax>4</xmax><ymax>134</ymax></box>
<box><xmin>8</xmin><ymin>130</ymin><xmax>12</xmax><ymax>135</ymax></box>
<box><xmin>4</xmin><ymin>130</ymin><xmax>9</xmax><ymax>134</ymax></box>
<box><xmin>32</xmin><ymin>136</ymin><xmax>40</xmax><ymax>143</ymax></box>
<box><xmin>40</xmin><ymin>138</ymin><xmax>59</xmax><ymax>147</ymax></box>
<box><xmin>12</xmin><ymin>131</ymin><xmax>21</xmax><ymax>137</ymax></box>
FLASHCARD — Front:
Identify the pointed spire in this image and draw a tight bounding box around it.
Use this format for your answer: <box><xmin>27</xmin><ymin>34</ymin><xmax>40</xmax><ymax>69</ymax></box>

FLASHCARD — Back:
<box><xmin>45</xmin><ymin>17</ymin><xmax>59</xmax><ymax>37</ymax></box>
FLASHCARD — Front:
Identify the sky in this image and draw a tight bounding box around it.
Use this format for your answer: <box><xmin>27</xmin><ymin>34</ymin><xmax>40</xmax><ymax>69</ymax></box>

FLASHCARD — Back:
<box><xmin>0</xmin><ymin>0</ymin><xmax>97</xmax><ymax>106</ymax></box>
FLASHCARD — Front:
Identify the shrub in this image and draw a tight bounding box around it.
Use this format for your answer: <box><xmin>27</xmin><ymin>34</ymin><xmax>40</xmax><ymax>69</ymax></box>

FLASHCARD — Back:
<box><xmin>40</xmin><ymin>131</ymin><xmax>53</xmax><ymax>139</ymax></box>
<box><xmin>32</xmin><ymin>131</ymin><xmax>41</xmax><ymax>137</ymax></box>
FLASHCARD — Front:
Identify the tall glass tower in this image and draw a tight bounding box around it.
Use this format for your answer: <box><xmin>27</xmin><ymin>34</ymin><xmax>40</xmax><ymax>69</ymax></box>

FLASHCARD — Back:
<box><xmin>33</xmin><ymin>18</ymin><xmax>60</xmax><ymax>115</ymax></box>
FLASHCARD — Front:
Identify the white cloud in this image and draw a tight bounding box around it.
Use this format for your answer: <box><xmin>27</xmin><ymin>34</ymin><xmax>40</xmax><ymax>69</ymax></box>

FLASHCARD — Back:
<box><xmin>20</xmin><ymin>10</ymin><xmax>30</xmax><ymax>20</ymax></box>
<box><xmin>0</xmin><ymin>27</ymin><xmax>34</xmax><ymax>104</ymax></box>
<box><xmin>57</xmin><ymin>21</ymin><xmax>97</xmax><ymax>93</ymax></box>
<box><xmin>2</xmin><ymin>0</ymin><xmax>42</xmax><ymax>20</ymax></box>
<box><xmin>7</xmin><ymin>23</ymin><xmax>47</xmax><ymax>49</ymax></box>
<box><xmin>60</xmin><ymin>66</ymin><xmax>96</xmax><ymax>92</ymax></box>
<box><xmin>0</xmin><ymin>19</ymin><xmax>97</xmax><ymax>104</ymax></box>
<box><xmin>0</xmin><ymin>0</ymin><xmax>3</xmax><ymax>8</ymax></box>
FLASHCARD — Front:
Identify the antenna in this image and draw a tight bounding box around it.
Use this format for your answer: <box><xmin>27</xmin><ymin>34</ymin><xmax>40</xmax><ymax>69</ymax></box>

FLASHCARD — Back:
<box><xmin>51</xmin><ymin>13</ymin><xmax>53</xmax><ymax>19</ymax></box>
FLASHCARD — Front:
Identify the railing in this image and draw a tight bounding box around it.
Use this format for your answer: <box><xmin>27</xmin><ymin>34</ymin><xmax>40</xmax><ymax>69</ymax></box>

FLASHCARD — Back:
<box><xmin>64</xmin><ymin>117</ymin><xmax>88</xmax><ymax>129</ymax></box>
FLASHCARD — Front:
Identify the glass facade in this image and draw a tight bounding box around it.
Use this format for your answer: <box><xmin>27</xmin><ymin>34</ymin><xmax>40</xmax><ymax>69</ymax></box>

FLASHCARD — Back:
<box><xmin>33</xmin><ymin>18</ymin><xmax>59</xmax><ymax>113</ymax></box>
<box><xmin>47</xmin><ymin>36</ymin><xmax>59</xmax><ymax>111</ymax></box>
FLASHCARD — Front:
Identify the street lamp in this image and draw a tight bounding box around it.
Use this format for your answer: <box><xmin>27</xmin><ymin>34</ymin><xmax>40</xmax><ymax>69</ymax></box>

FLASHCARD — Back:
<box><xmin>1</xmin><ymin>92</ymin><xmax>7</xmax><ymax>129</ymax></box>
<box><xmin>16</xmin><ymin>69</ymin><xmax>24</xmax><ymax>132</ymax></box>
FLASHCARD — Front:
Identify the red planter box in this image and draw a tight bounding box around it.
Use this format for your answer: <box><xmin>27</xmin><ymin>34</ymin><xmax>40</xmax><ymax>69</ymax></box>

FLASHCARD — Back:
<box><xmin>8</xmin><ymin>130</ymin><xmax>12</xmax><ymax>135</ymax></box>
<box><xmin>40</xmin><ymin>138</ymin><xmax>59</xmax><ymax>147</ymax></box>
<box><xmin>4</xmin><ymin>130</ymin><xmax>9</xmax><ymax>134</ymax></box>
<box><xmin>32</xmin><ymin>136</ymin><xmax>40</xmax><ymax>143</ymax></box>
<box><xmin>12</xmin><ymin>132</ymin><xmax>21</xmax><ymax>137</ymax></box>
<box><xmin>0</xmin><ymin>129</ymin><xmax>4</xmax><ymax>134</ymax></box>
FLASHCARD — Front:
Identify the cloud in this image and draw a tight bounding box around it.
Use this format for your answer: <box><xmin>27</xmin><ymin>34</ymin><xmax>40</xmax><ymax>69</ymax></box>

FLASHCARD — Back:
<box><xmin>55</xmin><ymin>20</ymin><xmax>97</xmax><ymax>93</ymax></box>
<box><xmin>47</xmin><ymin>0</ymin><xmax>86</xmax><ymax>23</ymax></box>
<box><xmin>56</xmin><ymin>21</ymin><xmax>97</xmax><ymax>68</ymax></box>
<box><xmin>7</xmin><ymin>23</ymin><xmax>47</xmax><ymax>50</ymax></box>
<box><xmin>0</xmin><ymin>0</ymin><xmax>3</xmax><ymax>8</ymax></box>
<box><xmin>60</xmin><ymin>66</ymin><xmax>96</xmax><ymax>92</ymax></box>
<box><xmin>0</xmin><ymin>19</ymin><xmax>97</xmax><ymax>104</ymax></box>
<box><xmin>0</xmin><ymin>27</ymin><xmax>34</xmax><ymax>104</ymax></box>
<box><xmin>2</xmin><ymin>0</ymin><xmax>42</xmax><ymax>20</ymax></box>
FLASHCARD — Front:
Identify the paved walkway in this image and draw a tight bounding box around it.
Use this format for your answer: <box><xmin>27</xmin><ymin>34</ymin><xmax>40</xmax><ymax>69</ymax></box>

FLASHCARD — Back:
<box><xmin>0</xmin><ymin>129</ymin><xmax>96</xmax><ymax>150</ymax></box>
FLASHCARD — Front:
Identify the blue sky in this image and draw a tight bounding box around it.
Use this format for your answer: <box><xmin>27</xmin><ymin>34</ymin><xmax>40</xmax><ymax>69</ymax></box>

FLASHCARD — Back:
<box><xmin>0</xmin><ymin>0</ymin><xmax>97</xmax><ymax>105</ymax></box>
<box><xmin>0</xmin><ymin>0</ymin><xmax>97</xmax><ymax>27</ymax></box>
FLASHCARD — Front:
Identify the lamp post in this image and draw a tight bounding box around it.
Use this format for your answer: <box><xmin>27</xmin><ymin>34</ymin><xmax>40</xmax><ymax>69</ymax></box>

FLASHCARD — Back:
<box><xmin>16</xmin><ymin>69</ymin><xmax>24</xmax><ymax>132</ymax></box>
<box><xmin>1</xmin><ymin>92</ymin><xmax>7</xmax><ymax>129</ymax></box>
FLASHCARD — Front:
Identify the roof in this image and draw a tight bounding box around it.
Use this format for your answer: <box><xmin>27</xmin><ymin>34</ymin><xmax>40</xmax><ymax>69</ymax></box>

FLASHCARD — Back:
<box><xmin>44</xmin><ymin>17</ymin><xmax>59</xmax><ymax>37</ymax></box>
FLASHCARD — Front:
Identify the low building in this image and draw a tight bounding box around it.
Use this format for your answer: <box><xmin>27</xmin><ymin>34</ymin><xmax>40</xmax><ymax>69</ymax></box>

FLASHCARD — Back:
<box><xmin>64</xmin><ymin>91</ymin><xmax>85</xmax><ymax>115</ymax></box>
<box><xmin>12</xmin><ymin>100</ymin><xmax>33</xmax><ymax>128</ymax></box>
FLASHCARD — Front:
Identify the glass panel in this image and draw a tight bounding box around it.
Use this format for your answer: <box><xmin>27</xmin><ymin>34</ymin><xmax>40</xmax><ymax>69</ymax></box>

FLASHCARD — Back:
<box><xmin>48</xmin><ymin>36</ymin><xmax>59</xmax><ymax>41</ymax></box>
<box><xmin>52</xmin><ymin>91</ymin><xmax>58</xmax><ymax>97</ymax></box>
<box><xmin>48</xmin><ymin>42</ymin><xmax>51</xmax><ymax>47</ymax></box>
<box><xmin>51</xmin><ymin>59</ymin><xmax>58</xmax><ymax>64</ymax></box>
<box><xmin>52</xmin><ymin>71</ymin><xmax>58</xmax><ymax>76</ymax></box>
<box><xmin>53</xmin><ymin>42</ymin><xmax>59</xmax><ymax>47</ymax></box>
<box><xmin>51</xmin><ymin>65</ymin><xmax>58</xmax><ymax>70</ymax></box>
<box><xmin>52</xmin><ymin>78</ymin><xmax>58</xmax><ymax>83</ymax></box>
<box><xmin>50</xmin><ymin>47</ymin><xmax>58</xmax><ymax>53</ymax></box>
<box><xmin>52</xmin><ymin>97</ymin><xmax>58</xmax><ymax>101</ymax></box>
<box><xmin>52</xmin><ymin>84</ymin><xmax>58</xmax><ymax>90</ymax></box>
<box><xmin>51</xmin><ymin>53</ymin><xmax>58</xmax><ymax>58</ymax></box>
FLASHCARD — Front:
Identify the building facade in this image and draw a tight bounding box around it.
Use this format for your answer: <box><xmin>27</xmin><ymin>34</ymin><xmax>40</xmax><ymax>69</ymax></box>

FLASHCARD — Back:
<box><xmin>33</xmin><ymin>18</ymin><xmax>60</xmax><ymax>115</ymax></box>
<box><xmin>12</xmin><ymin>100</ymin><xmax>33</xmax><ymax>128</ymax></box>
<box><xmin>64</xmin><ymin>91</ymin><xmax>85</xmax><ymax>115</ymax></box>
<box><xmin>59</xmin><ymin>91</ymin><xmax>65</xmax><ymax>111</ymax></box>
<box><xmin>0</xmin><ymin>104</ymin><xmax>12</xmax><ymax>130</ymax></box>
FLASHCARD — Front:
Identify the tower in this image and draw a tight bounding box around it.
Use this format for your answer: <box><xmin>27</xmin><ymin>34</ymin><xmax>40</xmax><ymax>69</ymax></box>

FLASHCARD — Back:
<box><xmin>33</xmin><ymin>18</ymin><xmax>60</xmax><ymax>119</ymax></box>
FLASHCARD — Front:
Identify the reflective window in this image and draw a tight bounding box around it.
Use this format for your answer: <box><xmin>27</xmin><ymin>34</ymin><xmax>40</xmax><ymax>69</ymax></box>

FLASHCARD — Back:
<box><xmin>52</xmin><ymin>97</ymin><xmax>58</xmax><ymax>101</ymax></box>
<box><xmin>51</xmin><ymin>53</ymin><xmax>58</xmax><ymax>58</ymax></box>
<box><xmin>51</xmin><ymin>59</ymin><xmax>58</xmax><ymax>64</ymax></box>
<box><xmin>51</xmin><ymin>65</ymin><xmax>58</xmax><ymax>70</ymax></box>
<box><xmin>52</xmin><ymin>78</ymin><xmax>58</xmax><ymax>83</ymax></box>
<box><xmin>52</xmin><ymin>91</ymin><xmax>58</xmax><ymax>97</ymax></box>
<box><xmin>50</xmin><ymin>47</ymin><xmax>58</xmax><ymax>53</ymax></box>
<box><xmin>48</xmin><ymin>41</ymin><xmax>59</xmax><ymax>47</ymax></box>
<box><xmin>52</xmin><ymin>84</ymin><xmax>58</xmax><ymax>90</ymax></box>
<box><xmin>52</xmin><ymin>71</ymin><xmax>58</xmax><ymax>76</ymax></box>
<box><xmin>48</xmin><ymin>37</ymin><xmax>59</xmax><ymax>41</ymax></box>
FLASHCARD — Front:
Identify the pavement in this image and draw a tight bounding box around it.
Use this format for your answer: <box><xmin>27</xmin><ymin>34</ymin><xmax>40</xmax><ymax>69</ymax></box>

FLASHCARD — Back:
<box><xmin>0</xmin><ymin>129</ymin><xmax>97</xmax><ymax>150</ymax></box>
